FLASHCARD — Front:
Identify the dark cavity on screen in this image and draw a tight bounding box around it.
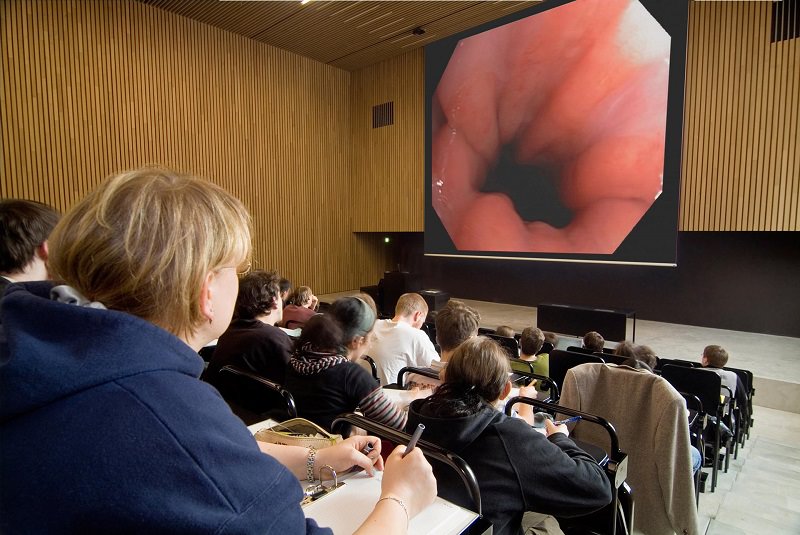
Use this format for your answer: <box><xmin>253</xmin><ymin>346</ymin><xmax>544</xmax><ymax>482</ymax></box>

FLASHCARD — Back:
<box><xmin>480</xmin><ymin>144</ymin><xmax>573</xmax><ymax>228</ymax></box>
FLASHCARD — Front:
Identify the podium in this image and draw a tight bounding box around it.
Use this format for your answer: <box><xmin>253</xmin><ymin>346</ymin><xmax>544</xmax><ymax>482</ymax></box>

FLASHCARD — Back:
<box><xmin>537</xmin><ymin>303</ymin><xmax>636</xmax><ymax>342</ymax></box>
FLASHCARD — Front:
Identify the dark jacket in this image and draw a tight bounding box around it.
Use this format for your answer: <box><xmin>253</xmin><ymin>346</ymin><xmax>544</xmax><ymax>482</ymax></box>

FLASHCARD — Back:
<box><xmin>407</xmin><ymin>398</ymin><xmax>612</xmax><ymax>535</ymax></box>
<box><xmin>0</xmin><ymin>282</ymin><xmax>330</xmax><ymax>534</ymax></box>
<box><xmin>204</xmin><ymin>317</ymin><xmax>294</xmax><ymax>386</ymax></box>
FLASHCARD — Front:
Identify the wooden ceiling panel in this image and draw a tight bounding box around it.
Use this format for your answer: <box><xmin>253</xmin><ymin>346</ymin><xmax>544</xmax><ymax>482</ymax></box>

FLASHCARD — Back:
<box><xmin>137</xmin><ymin>0</ymin><xmax>542</xmax><ymax>70</ymax></box>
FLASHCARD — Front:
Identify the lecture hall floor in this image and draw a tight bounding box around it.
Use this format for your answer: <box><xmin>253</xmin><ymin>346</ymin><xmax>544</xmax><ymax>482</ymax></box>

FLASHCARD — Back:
<box><xmin>319</xmin><ymin>292</ymin><xmax>800</xmax><ymax>534</ymax></box>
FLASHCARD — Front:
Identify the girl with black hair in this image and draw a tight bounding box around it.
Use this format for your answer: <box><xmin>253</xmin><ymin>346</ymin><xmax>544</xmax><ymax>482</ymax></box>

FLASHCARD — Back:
<box><xmin>285</xmin><ymin>296</ymin><xmax>407</xmax><ymax>432</ymax></box>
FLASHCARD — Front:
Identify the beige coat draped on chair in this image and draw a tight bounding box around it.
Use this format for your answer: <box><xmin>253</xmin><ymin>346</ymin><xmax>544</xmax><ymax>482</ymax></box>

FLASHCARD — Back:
<box><xmin>559</xmin><ymin>363</ymin><xmax>699</xmax><ymax>535</ymax></box>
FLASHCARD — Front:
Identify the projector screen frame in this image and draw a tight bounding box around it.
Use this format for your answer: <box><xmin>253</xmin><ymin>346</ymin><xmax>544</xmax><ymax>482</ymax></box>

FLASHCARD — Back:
<box><xmin>423</xmin><ymin>0</ymin><xmax>690</xmax><ymax>267</ymax></box>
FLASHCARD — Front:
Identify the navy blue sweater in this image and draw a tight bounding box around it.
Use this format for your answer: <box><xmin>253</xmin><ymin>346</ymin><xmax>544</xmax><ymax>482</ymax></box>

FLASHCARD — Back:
<box><xmin>0</xmin><ymin>282</ymin><xmax>330</xmax><ymax>534</ymax></box>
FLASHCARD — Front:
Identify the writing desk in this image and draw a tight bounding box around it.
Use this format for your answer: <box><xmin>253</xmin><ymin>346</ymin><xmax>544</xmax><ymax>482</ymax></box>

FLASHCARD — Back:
<box><xmin>248</xmin><ymin>419</ymin><xmax>490</xmax><ymax>534</ymax></box>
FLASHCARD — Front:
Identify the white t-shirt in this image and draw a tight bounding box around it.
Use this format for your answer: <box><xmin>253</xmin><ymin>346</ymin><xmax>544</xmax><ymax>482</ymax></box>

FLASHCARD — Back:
<box><xmin>369</xmin><ymin>319</ymin><xmax>440</xmax><ymax>385</ymax></box>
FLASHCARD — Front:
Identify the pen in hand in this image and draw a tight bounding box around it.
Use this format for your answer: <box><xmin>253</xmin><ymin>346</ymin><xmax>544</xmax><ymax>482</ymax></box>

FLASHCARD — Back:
<box><xmin>552</xmin><ymin>416</ymin><xmax>581</xmax><ymax>426</ymax></box>
<box><xmin>403</xmin><ymin>423</ymin><xmax>425</xmax><ymax>458</ymax></box>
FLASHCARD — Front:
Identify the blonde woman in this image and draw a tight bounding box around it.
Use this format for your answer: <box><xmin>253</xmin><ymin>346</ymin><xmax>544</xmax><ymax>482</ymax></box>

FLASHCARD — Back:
<box><xmin>0</xmin><ymin>168</ymin><xmax>435</xmax><ymax>534</ymax></box>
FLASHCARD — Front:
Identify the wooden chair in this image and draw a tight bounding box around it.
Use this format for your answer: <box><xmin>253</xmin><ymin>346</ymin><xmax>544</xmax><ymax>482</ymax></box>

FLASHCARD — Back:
<box><xmin>215</xmin><ymin>365</ymin><xmax>297</xmax><ymax>425</ymax></box>
<box><xmin>504</xmin><ymin>397</ymin><xmax>632</xmax><ymax>535</ymax></box>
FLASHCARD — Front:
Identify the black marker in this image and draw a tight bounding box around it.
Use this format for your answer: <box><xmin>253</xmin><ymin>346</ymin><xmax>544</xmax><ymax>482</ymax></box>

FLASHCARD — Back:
<box><xmin>403</xmin><ymin>423</ymin><xmax>425</xmax><ymax>458</ymax></box>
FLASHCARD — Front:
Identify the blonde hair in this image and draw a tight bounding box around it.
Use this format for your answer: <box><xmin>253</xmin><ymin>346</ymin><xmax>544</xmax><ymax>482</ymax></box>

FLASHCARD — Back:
<box><xmin>48</xmin><ymin>167</ymin><xmax>251</xmax><ymax>338</ymax></box>
<box><xmin>395</xmin><ymin>292</ymin><xmax>428</xmax><ymax>317</ymax></box>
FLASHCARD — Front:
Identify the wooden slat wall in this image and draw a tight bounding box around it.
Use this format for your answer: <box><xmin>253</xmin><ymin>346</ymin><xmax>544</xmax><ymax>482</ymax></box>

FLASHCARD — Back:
<box><xmin>0</xmin><ymin>0</ymin><xmax>363</xmax><ymax>294</ymax></box>
<box><xmin>350</xmin><ymin>49</ymin><xmax>424</xmax><ymax>233</ymax></box>
<box><xmin>682</xmin><ymin>1</ymin><xmax>799</xmax><ymax>231</ymax></box>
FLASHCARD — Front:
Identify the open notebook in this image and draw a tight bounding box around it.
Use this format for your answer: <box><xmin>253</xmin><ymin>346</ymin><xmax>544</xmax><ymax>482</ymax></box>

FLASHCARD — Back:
<box><xmin>303</xmin><ymin>471</ymin><xmax>479</xmax><ymax>535</ymax></box>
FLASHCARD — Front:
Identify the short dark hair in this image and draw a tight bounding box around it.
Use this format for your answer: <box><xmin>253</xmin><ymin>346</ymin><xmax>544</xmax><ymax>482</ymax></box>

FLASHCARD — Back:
<box><xmin>298</xmin><ymin>313</ymin><xmax>344</xmax><ymax>354</ymax></box>
<box><xmin>520</xmin><ymin>327</ymin><xmax>545</xmax><ymax>356</ymax></box>
<box><xmin>435</xmin><ymin>300</ymin><xmax>480</xmax><ymax>351</ymax></box>
<box><xmin>0</xmin><ymin>199</ymin><xmax>59</xmax><ymax>273</ymax></box>
<box><xmin>235</xmin><ymin>270</ymin><xmax>280</xmax><ymax>319</ymax></box>
<box><xmin>278</xmin><ymin>278</ymin><xmax>292</xmax><ymax>294</ymax></box>
<box><xmin>583</xmin><ymin>331</ymin><xmax>605</xmax><ymax>352</ymax></box>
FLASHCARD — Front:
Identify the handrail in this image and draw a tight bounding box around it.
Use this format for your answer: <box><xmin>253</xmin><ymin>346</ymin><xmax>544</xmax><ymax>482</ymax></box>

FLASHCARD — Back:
<box><xmin>331</xmin><ymin>413</ymin><xmax>482</xmax><ymax>516</ymax></box>
<box><xmin>397</xmin><ymin>366</ymin><xmax>439</xmax><ymax>388</ymax></box>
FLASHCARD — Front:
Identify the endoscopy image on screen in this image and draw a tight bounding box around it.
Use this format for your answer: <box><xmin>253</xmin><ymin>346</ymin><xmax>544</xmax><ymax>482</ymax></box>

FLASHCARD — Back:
<box><xmin>426</xmin><ymin>0</ymin><xmax>685</xmax><ymax>263</ymax></box>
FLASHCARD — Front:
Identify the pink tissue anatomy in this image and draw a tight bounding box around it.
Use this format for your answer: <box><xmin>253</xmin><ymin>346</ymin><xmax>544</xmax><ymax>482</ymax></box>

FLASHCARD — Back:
<box><xmin>431</xmin><ymin>0</ymin><xmax>670</xmax><ymax>254</ymax></box>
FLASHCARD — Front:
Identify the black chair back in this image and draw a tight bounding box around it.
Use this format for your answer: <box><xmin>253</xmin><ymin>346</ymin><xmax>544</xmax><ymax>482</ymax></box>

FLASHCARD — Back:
<box><xmin>661</xmin><ymin>364</ymin><xmax>725</xmax><ymax>491</ymax></box>
<box><xmin>487</xmin><ymin>333</ymin><xmax>519</xmax><ymax>358</ymax></box>
<box><xmin>602</xmin><ymin>354</ymin><xmax>630</xmax><ymax>366</ymax></box>
<box><xmin>216</xmin><ymin>365</ymin><xmax>297</xmax><ymax>425</ymax></box>
<box><xmin>549</xmin><ymin>349</ymin><xmax>605</xmax><ymax>392</ymax></box>
<box><xmin>538</xmin><ymin>341</ymin><xmax>554</xmax><ymax>355</ymax></box>
<box><xmin>397</xmin><ymin>366</ymin><xmax>440</xmax><ymax>388</ymax></box>
<box><xmin>566</xmin><ymin>345</ymin><xmax>596</xmax><ymax>355</ymax></box>
<box><xmin>654</xmin><ymin>357</ymin><xmax>700</xmax><ymax>372</ymax></box>
<box><xmin>360</xmin><ymin>355</ymin><xmax>379</xmax><ymax>381</ymax></box>
<box><xmin>331</xmin><ymin>413</ymin><xmax>483</xmax><ymax>516</ymax></box>
<box><xmin>508</xmin><ymin>358</ymin><xmax>560</xmax><ymax>401</ymax></box>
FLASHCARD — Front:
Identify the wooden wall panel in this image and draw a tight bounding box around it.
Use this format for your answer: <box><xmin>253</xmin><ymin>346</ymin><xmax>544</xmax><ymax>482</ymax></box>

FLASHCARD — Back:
<box><xmin>0</xmin><ymin>0</ymin><xmax>372</xmax><ymax>294</ymax></box>
<box><xmin>350</xmin><ymin>49</ymin><xmax>424</xmax><ymax>232</ymax></box>
<box><xmin>681</xmin><ymin>1</ymin><xmax>799</xmax><ymax>231</ymax></box>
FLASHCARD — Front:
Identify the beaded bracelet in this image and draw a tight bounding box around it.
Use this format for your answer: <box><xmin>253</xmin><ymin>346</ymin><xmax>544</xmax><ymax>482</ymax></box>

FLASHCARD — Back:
<box><xmin>306</xmin><ymin>447</ymin><xmax>317</xmax><ymax>482</ymax></box>
<box><xmin>378</xmin><ymin>496</ymin><xmax>409</xmax><ymax>525</ymax></box>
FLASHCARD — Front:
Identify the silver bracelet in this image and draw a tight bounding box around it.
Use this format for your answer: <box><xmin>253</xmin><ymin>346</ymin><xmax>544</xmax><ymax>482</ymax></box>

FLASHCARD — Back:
<box><xmin>378</xmin><ymin>496</ymin><xmax>409</xmax><ymax>525</ymax></box>
<box><xmin>306</xmin><ymin>447</ymin><xmax>317</xmax><ymax>482</ymax></box>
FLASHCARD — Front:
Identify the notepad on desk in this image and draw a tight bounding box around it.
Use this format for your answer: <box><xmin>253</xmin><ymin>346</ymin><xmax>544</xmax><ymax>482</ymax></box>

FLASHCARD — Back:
<box><xmin>303</xmin><ymin>471</ymin><xmax>479</xmax><ymax>535</ymax></box>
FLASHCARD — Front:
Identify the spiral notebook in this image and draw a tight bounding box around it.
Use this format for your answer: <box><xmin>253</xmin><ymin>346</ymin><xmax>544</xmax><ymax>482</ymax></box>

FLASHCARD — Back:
<box><xmin>302</xmin><ymin>471</ymin><xmax>479</xmax><ymax>535</ymax></box>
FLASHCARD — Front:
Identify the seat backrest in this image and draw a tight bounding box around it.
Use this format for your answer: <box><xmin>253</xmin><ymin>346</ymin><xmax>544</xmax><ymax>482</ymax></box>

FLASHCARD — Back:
<box><xmin>216</xmin><ymin>365</ymin><xmax>297</xmax><ymax>425</ymax></box>
<box><xmin>559</xmin><ymin>363</ymin><xmax>698</xmax><ymax>535</ymax></box>
<box><xmin>538</xmin><ymin>341</ymin><xmax>554</xmax><ymax>355</ymax></box>
<box><xmin>508</xmin><ymin>358</ymin><xmax>560</xmax><ymax>400</ymax></box>
<box><xmin>566</xmin><ymin>345</ymin><xmax>597</xmax><ymax>355</ymax></box>
<box><xmin>654</xmin><ymin>357</ymin><xmax>700</xmax><ymax>372</ymax></box>
<box><xmin>397</xmin><ymin>366</ymin><xmax>440</xmax><ymax>388</ymax></box>
<box><xmin>359</xmin><ymin>355</ymin><xmax>379</xmax><ymax>381</ymax></box>
<box><xmin>487</xmin><ymin>333</ymin><xmax>519</xmax><ymax>358</ymax></box>
<box><xmin>331</xmin><ymin>413</ymin><xmax>483</xmax><ymax>515</ymax></box>
<box><xmin>602</xmin><ymin>354</ymin><xmax>629</xmax><ymax>366</ymax></box>
<box><xmin>549</xmin><ymin>349</ymin><xmax>604</xmax><ymax>392</ymax></box>
<box><xmin>661</xmin><ymin>364</ymin><xmax>722</xmax><ymax>416</ymax></box>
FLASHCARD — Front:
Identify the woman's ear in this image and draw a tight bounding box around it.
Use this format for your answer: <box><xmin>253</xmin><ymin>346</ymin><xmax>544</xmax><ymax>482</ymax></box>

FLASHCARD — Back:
<box><xmin>499</xmin><ymin>380</ymin><xmax>513</xmax><ymax>401</ymax></box>
<box><xmin>199</xmin><ymin>271</ymin><xmax>215</xmax><ymax>323</ymax></box>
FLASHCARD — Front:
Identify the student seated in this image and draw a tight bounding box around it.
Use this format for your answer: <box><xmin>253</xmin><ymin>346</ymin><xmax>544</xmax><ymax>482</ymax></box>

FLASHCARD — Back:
<box><xmin>582</xmin><ymin>331</ymin><xmax>605</xmax><ymax>353</ymax></box>
<box><xmin>699</xmin><ymin>344</ymin><xmax>749</xmax><ymax>437</ymax></box>
<box><xmin>203</xmin><ymin>269</ymin><xmax>294</xmax><ymax>386</ymax></box>
<box><xmin>284</xmin><ymin>297</ymin><xmax>407</xmax><ymax>431</ymax></box>
<box><xmin>495</xmin><ymin>325</ymin><xmax>515</xmax><ymax>338</ymax></box>
<box><xmin>404</xmin><ymin>299</ymin><xmax>480</xmax><ymax>389</ymax></box>
<box><xmin>281</xmin><ymin>285</ymin><xmax>318</xmax><ymax>328</ymax></box>
<box><xmin>407</xmin><ymin>337</ymin><xmax>612</xmax><ymax>535</ymax></box>
<box><xmin>0</xmin><ymin>167</ymin><xmax>435</xmax><ymax>534</ymax></box>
